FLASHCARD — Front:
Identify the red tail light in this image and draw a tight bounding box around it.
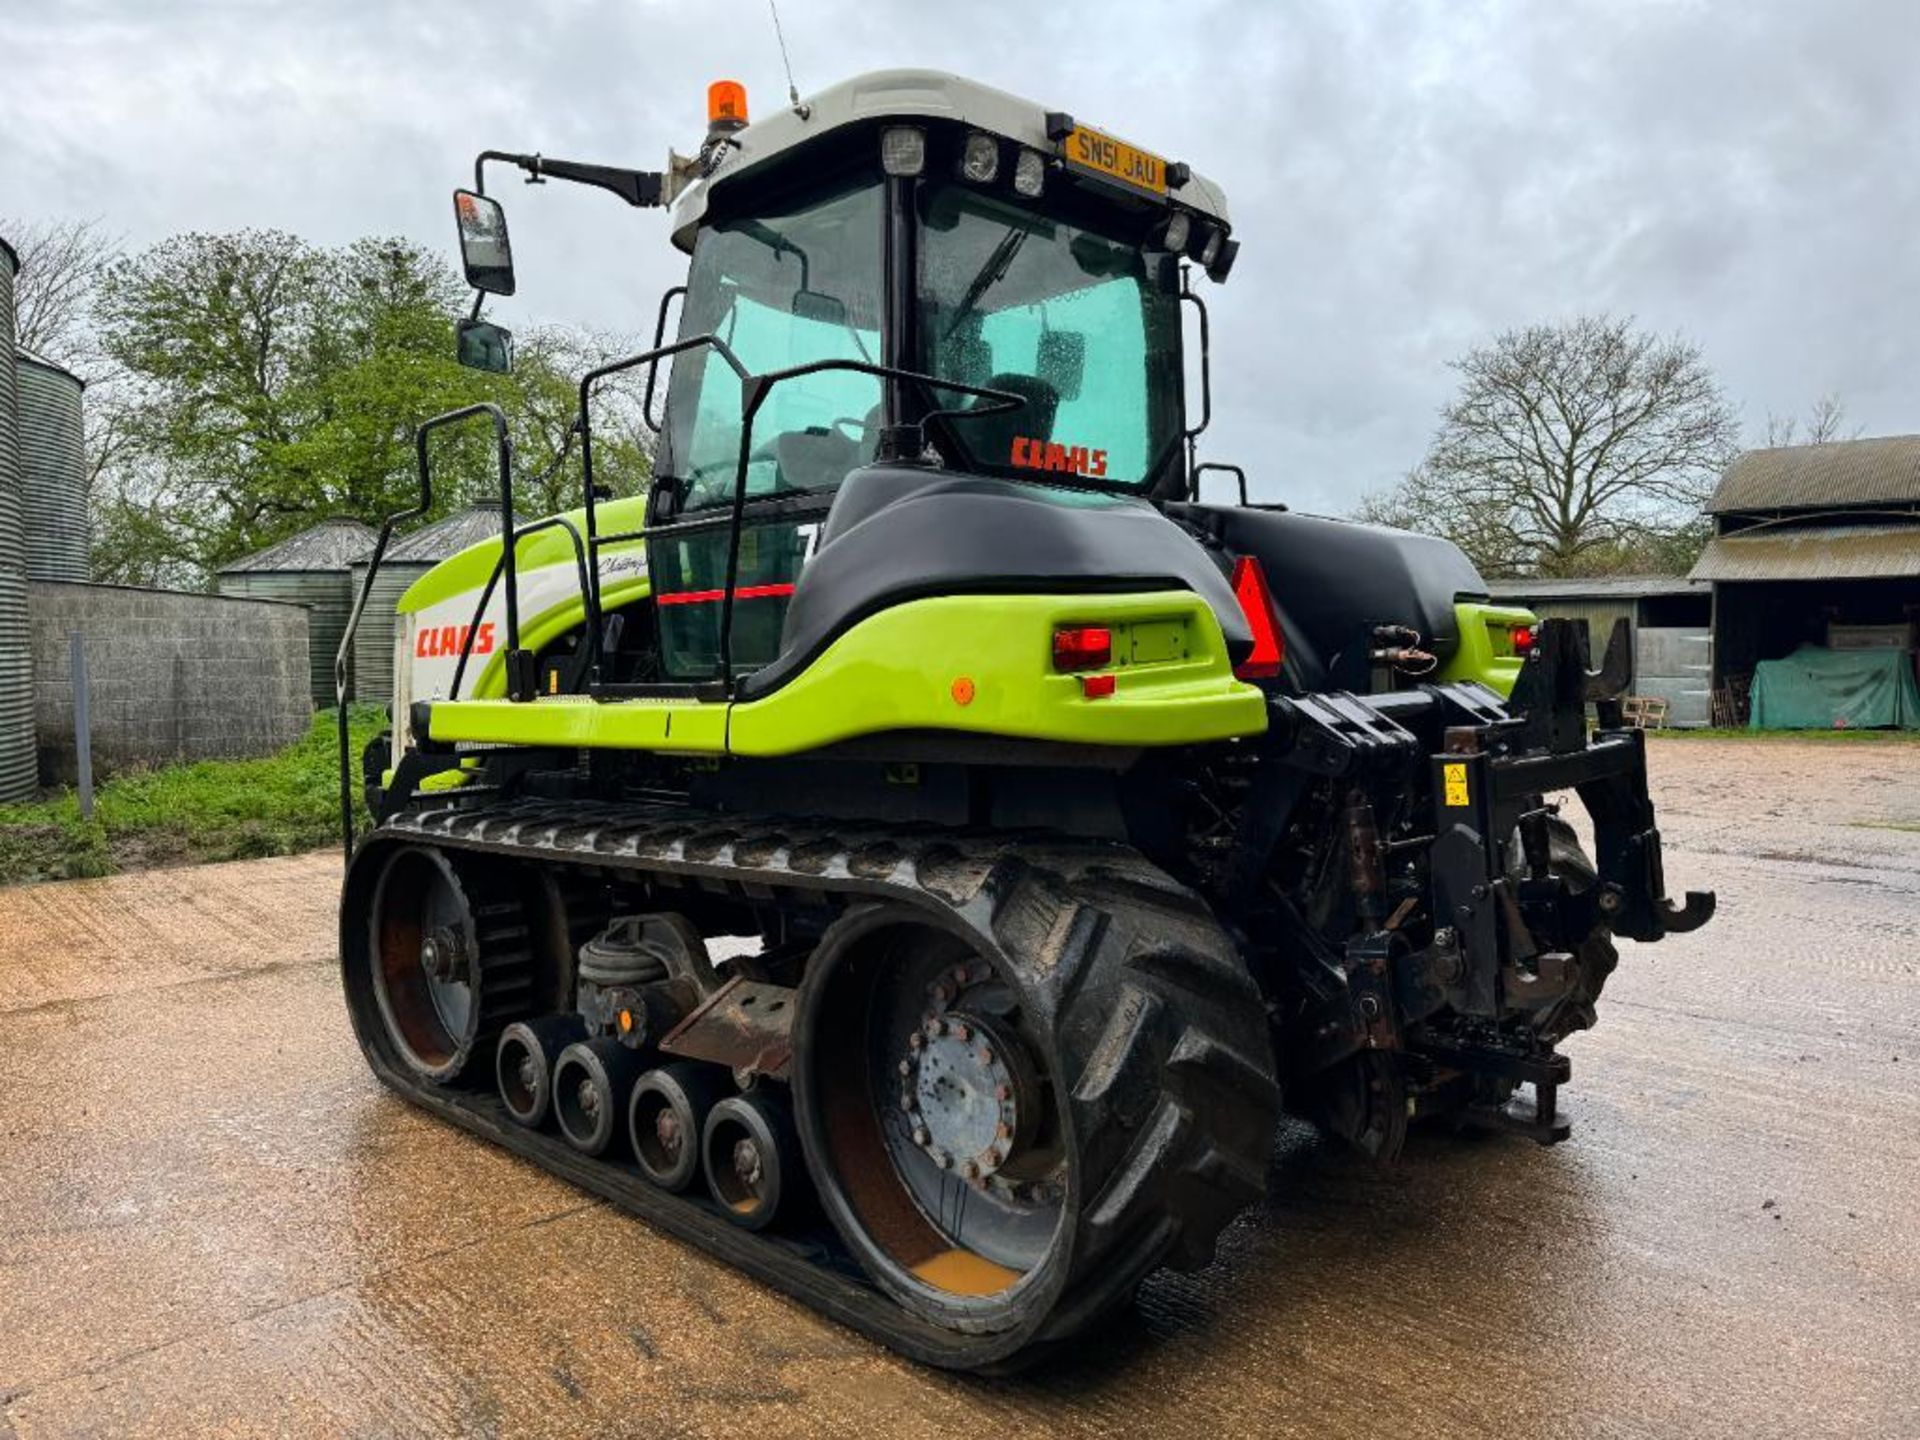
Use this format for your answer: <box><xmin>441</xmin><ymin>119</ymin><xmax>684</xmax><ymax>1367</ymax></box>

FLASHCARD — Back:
<box><xmin>1230</xmin><ymin>556</ymin><xmax>1284</xmax><ymax>679</ymax></box>
<box><xmin>1510</xmin><ymin>624</ymin><xmax>1535</xmax><ymax>653</ymax></box>
<box><xmin>1052</xmin><ymin>625</ymin><xmax>1112</xmax><ymax>672</ymax></box>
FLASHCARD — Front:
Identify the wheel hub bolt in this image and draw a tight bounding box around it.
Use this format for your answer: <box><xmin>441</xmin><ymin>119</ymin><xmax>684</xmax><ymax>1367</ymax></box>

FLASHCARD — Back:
<box><xmin>578</xmin><ymin>1081</ymin><xmax>599</xmax><ymax>1117</ymax></box>
<box><xmin>733</xmin><ymin>1138</ymin><xmax>762</xmax><ymax>1189</ymax></box>
<box><xmin>518</xmin><ymin>1056</ymin><xmax>539</xmax><ymax>1091</ymax></box>
<box><xmin>655</xmin><ymin>1111</ymin><xmax>682</xmax><ymax>1154</ymax></box>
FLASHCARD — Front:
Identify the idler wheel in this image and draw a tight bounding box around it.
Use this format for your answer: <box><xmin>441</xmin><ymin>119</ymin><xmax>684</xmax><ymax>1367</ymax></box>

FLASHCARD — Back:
<box><xmin>702</xmin><ymin>1090</ymin><xmax>798</xmax><ymax>1230</ymax></box>
<box><xmin>367</xmin><ymin>846</ymin><xmax>533</xmax><ymax>1084</ymax></box>
<box><xmin>630</xmin><ymin>1063</ymin><xmax>727</xmax><ymax>1192</ymax></box>
<box><xmin>552</xmin><ymin>1037</ymin><xmax>645</xmax><ymax>1156</ymax></box>
<box><xmin>496</xmin><ymin>1014</ymin><xmax>587</xmax><ymax>1128</ymax></box>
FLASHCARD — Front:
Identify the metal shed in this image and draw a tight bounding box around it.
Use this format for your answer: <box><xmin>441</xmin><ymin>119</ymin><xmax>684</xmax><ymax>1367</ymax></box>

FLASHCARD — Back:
<box><xmin>216</xmin><ymin>518</ymin><xmax>377</xmax><ymax>707</ymax></box>
<box><xmin>0</xmin><ymin>231</ymin><xmax>35</xmax><ymax>800</ymax></box>
<box><xmin>1693</xmin><ymin>437</ymin><xmax>1920</xmax><ymax>723</ymax></box>
<box><xmin>15</xmin><ymin>349</ymin><xmax>88</xmax><ymax>582</ymax></box>
<box><xmin>349</xmin><ymin>501</ymin><xmax>503</xmax><ymax>706</ymax></box>
<box><xmin>1486</xmin><ymin>575</ymin><xmax>1714</xmax><ymax>726</ymax></box>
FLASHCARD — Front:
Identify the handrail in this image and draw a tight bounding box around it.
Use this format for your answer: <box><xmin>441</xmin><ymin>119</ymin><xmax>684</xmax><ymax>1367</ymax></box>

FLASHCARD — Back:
<box><xmin>575</xmin><ymin>333</ymin><xmax>750</xmax><ymax>680</ymax></box>
<box><xmin>714</xmin><ymin>358</ymin><xmax>1026</xmax><ymax>688</ymax></box>
<box><xmin>333</xmin><ymin>403</ymin><xmax>504</xmax><ymax>862</ymax></box>
<box><xmin>447</xmin><ymin>513</ymin><xmax>597</xmax><ymax>701</ymax></box>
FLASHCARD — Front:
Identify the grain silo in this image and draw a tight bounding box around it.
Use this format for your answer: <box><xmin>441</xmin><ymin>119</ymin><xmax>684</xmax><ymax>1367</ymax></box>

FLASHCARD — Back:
<box><xmin>0</xmin><ymin>232</ymin><xmax>37</xmax><ymax>802</ymax></box>
<box><xmin>350</xmin><ymin>500</ymin><xmax>503</xmax><ymax>705</ymax></box>
<box><xmin>216</xmin><ymin>518</ymin><xmax>377</xmax><ymax>707</ymax></box>
<box><xmin>15</xmin><ymin>350</ymin><xmax>88</xmax><ymax>581</ymax></box>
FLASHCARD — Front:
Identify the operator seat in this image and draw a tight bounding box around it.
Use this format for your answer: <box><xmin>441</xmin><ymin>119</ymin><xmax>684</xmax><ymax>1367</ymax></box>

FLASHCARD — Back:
<box><xmin>964</xmin><ymin>373</ymin><xmax>1058</xmax><ymax>469</ymax></box>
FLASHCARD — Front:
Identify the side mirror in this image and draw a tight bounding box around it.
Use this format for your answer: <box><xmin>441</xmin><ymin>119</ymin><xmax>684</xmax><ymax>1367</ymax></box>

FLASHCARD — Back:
<box><xmin>453</xmin><ymin>189</ymin><xmax>515</xmax><ymax>296</ymax></box>
<box><xmin>456</xmin><ymin>317</ymin><xmax>514</xmax><ymax>374</ymax></box>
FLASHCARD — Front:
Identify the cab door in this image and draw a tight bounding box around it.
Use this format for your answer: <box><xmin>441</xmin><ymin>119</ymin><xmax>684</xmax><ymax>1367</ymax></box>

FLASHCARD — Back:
<box><xmin>647</xmin><ymin>174</ymin><xmax>883</xmax><ymax>685</ymax></box>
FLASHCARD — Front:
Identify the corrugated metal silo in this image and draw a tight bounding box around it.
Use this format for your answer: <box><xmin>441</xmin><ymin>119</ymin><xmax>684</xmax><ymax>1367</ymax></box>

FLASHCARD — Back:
<box><xmin>350</xmin><ymin>501</ymin><xmax>503</xmax><ymax>705</ymax></box>
<box><xmin>15</xmin><ymin>350</ymin><xmax>88</xmax><ymax>581</ymax></box>
<box><xmin>0</xmin><ymin>233</ymin><xmax>38</xmax><ymax>802</ymax></box>
<box><xmin>216</xmin><ymin>518</ymin><xmax>377</xmax><ymax>708</ymax></box>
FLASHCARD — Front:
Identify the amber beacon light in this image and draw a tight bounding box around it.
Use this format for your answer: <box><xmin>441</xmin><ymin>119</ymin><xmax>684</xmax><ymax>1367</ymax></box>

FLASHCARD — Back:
<box><xmin>708</xmin><ymin>80</ymin><xmax>749</xmax><ymax>131</ymax></box>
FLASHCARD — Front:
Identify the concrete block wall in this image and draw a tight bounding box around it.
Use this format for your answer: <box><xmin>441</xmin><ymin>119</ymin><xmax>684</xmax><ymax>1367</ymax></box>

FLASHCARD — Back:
<box><xmin>28</xmin><ymin>581</ymin><xmax>313</xmax><ymax>783</ymax></box>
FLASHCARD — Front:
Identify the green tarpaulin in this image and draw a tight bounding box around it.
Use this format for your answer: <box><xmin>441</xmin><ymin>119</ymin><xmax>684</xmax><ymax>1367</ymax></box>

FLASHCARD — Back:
<box><xmin>1750</xmin><ymin>645</ymin><xmax>1920</xmax><ymax>730</ymax></box>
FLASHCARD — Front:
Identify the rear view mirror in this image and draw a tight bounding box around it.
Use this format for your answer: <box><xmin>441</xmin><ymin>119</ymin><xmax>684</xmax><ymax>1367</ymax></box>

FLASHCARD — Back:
<box><xmin>453</xmin><ymin>189</ymin><xmax>515</xmax><ymax>296</ymax></box>
<box><xmin>1038</xmin><ymin>331</ymin><xmax>1085</xmax><ymax>402</ymax></box>
<box><xmin>457</xmin><ymin>317</ymin><xmax>514</xmax><ymax>373</ymax></box>
<box><xmin>792</xmin><ymin>289</ymin><xmax>848</xmax><ymax>327</ymax></box>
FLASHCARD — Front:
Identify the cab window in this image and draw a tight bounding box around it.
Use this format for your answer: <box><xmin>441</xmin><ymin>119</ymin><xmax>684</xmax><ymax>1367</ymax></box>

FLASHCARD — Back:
<box><xmin>662</xmin><ymin>176</ymin><xmax>884</xmax><ymax>511</ymax></box>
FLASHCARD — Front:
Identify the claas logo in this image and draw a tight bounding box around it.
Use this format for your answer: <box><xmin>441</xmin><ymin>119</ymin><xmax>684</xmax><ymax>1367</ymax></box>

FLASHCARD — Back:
<box><xmin>415</xmin><ymin>622</ymin><xmax>496</xmax><ymax>659</ymax></box>
<box><xmin>1010</xmin><ymin>436</ymin><xmax>1108</xmax><ymax>478</ymax></box>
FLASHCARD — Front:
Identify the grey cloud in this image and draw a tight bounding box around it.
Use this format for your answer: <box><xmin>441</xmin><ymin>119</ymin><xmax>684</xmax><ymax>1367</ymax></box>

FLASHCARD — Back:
<box><xmin>4</xmin><ymin>0</ymin><xmax>1915</xmax><ymax>514</ymax></box>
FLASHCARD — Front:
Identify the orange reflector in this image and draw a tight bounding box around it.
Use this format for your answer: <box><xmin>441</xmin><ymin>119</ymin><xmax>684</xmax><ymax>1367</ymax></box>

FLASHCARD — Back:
<box><xmin>618</xmin><ymin>1009</ymin><xmax>634</xmax><ymax>1033</ymax></box>
<box><xmin>1052</xmin><ymin>625</ymin><xmax>1112</xmax><ymax>672</ymax></box>
<box><xmin>1081</xmin><ymin>673</ymin><xmax>1116</xmax><ymax>699</ymax></box>
<box><xmin>708</xmin><ymin>80</ymin><xmax>748</xmax><ymax>126</ymax></box>
<box><xmin>1230</xmin><ymin>555</ymin><xmax>1284</xmax><ymax>679</ymax></box>
<box><xmin>951</xmin><ymin>676</ymin><xmax>976</xmax><ymax>706</ymax></box>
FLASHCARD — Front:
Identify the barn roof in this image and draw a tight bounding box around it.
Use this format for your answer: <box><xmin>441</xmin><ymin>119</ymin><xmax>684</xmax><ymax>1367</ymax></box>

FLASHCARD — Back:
<box><xmin>1708</xmin><ymin>435</ymin><xmax>1920</xmax><ymax>515</ymax></box>
<box><xmin>384</xmin><ymin>501</ymin><xmax>505</xmax><ymax>564</ymax></box>
<box><xmin>1486</xmin><ymin>575</ymin><xmax>1706</xmax><ymax>601</ymax></box>
<box><xmin>217</xmin><ymin>518</ymin><xmax>378</xmax><ymax>574</ymax></box>
<box><xmin>1689</xmin><ymin>521</ymin><xmax>1920</xmax><ymax>582</ymax></box>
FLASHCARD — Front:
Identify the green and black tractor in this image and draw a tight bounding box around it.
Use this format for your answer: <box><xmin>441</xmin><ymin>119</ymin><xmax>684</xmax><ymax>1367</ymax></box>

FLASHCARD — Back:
<box><xmin>337</xmin><ymin>69</ymin><xmax>1714</xmax><ymax>1370</ymax></box>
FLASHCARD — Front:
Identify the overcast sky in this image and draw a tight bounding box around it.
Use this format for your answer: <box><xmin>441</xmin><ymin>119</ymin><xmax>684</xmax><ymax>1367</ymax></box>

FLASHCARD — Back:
<box><xmin>4</xmin><ymin>0</ymin><xmax>1917</xmax><ymax>512</ymax></box>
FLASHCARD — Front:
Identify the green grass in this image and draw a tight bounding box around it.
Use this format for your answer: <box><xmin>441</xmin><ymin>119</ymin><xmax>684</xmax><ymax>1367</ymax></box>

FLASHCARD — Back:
<box><xmin>1651</xmin><ymin>726</ymin><xmax>1920</xmax><ymax>743</ymax></box>
<box><xmin>0</xmin><ymin>707</ymin><xmax>384</xmax><ymax>887</ymax></box>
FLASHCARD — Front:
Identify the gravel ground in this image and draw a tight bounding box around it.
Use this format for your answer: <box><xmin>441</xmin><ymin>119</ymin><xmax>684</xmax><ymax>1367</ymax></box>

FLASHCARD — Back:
<box><xmin>0</xmin><ymin>738</ymin><xmax>1915</xmax><ymax>1439</ymax></box>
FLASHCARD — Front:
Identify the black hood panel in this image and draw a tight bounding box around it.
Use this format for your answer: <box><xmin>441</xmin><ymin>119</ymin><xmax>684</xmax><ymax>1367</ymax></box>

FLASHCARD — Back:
<box><xmin>736</xmin><ymin>466</ymin><xmax>1251</xmax><ymax>700</ymax></box>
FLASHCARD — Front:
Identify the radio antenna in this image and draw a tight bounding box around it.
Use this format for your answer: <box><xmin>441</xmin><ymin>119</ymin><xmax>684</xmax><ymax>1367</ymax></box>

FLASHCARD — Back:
<box><xmin>767</xmin><ymin>0</ymin><xmax>804</xmax><ymax>113</ymax></box>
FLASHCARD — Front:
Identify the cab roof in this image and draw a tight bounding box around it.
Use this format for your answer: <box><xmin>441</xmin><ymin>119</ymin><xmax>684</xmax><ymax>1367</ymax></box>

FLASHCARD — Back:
<box><xmin>669</xmin><ymin>68</ymin><xmax>1232</xmax><ymax>253</ymax></box>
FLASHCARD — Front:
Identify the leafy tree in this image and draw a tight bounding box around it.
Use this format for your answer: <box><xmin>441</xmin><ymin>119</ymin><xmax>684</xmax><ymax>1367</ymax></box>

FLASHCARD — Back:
<box><xmin>1357</xmin><ymin>315</ymin><xmax>1738</xmax><ymax>578</ymax></box>
<box><xmin>89</xmin><ymin>230</ymin><xmax>649</xmax><ymax>584</ymax></box>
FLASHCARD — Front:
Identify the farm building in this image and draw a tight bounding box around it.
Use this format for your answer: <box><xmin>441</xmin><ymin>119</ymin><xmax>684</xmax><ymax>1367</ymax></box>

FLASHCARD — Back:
<box><xmin>216</xmin><ymin>519</ymin><xmax>377</xmax><ymax>706</ymax></box>
<box><xmin>1691</xmin><ymin>435</ymin><xmax>1920</xmax><ymax>729</ymax></box>
<box><xmin>1485</xmin><ymin>575</ymin><xmax>1712</xmax><ymax>726</ymax></box>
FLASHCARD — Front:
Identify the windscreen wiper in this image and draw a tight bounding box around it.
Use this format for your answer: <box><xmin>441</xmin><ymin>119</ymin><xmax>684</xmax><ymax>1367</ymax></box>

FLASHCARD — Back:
<box><xmin>943</xmin><ymin>226</ymin><xmax>1028</xmax><ymax>340</ymax></box>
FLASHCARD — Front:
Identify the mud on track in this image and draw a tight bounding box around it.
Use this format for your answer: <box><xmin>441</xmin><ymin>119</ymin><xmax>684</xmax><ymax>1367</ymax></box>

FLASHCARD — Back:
<box><xmin>1</xmin><ymin>738</ymin><xmax>1916</xmax><ymax>1438</ymax></box>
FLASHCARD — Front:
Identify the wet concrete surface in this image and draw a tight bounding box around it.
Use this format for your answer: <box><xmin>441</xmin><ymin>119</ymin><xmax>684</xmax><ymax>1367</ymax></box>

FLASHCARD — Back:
<box><xmin>0</xmin><ymin>739</ymin><xmax>1915</xmax><ymax>1438</ymax></box>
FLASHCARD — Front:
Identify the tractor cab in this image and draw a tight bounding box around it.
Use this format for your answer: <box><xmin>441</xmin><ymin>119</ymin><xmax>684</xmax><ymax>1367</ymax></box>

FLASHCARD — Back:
<box><xmin>445</xmin><ymin>71</ymin><xmax>1240</xmax><ymax>696</ymax></box>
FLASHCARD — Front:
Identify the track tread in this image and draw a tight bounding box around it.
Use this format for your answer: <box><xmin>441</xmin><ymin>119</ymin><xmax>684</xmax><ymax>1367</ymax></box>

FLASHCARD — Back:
<box><xmin>346</xmin><ymin>797</ymin><xmax>1280</xmax><ymax>1370</ymax></box>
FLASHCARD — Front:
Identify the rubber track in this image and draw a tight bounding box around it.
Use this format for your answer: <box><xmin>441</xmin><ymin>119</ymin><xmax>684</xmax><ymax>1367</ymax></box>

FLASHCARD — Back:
<box><xmin>340</xmin><ymin>797</ymin><xmax>1280</xmax><ymax>1370</ymax></box>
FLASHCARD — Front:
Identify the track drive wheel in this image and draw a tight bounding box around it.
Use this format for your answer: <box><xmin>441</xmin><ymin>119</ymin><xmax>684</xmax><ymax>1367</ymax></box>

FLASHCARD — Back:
<box><xmin>367</xmin><ymin>846</ymin><xmax>536</xmax><ymax>1084</ymax></box>
<box><xmin>795</xmin><ymin>879</ymin><xmax>1278</xmax><ymax>1346</ymax></box>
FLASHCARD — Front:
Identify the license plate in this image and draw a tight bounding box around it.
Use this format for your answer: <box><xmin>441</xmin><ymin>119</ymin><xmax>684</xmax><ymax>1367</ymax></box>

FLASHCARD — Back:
<box><xmin>1061</xmin><ymin>125</ymin><xmax>1168</xmax><ymax>196</ymax></box>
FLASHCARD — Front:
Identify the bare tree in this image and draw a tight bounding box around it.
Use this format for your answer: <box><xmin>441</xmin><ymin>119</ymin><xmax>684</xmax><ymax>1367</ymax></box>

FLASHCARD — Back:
<box><xmin>1</xmin><ymin>215</ymin><xmax>121</xmax><ymax>367</ymax></box>
<box><xmin>1763</xmin><ymin>392</ymin><xmax>1861</xmax><ymax>448</ymax></box>
<box><xmin>1358</xmin><ymin>315</ymin><xmax>1739</xmax><ymax>577</ymax></box>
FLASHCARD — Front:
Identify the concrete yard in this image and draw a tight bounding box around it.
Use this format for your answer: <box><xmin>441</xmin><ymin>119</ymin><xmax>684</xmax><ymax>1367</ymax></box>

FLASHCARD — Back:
<box><xmin>1</xmin><ymin>738</ymin><xmax>1916</xmax><ymax>1438</ymax></box>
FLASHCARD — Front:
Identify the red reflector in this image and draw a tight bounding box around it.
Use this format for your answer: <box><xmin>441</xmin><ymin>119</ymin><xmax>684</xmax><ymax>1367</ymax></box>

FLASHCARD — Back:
<box><xmin>1081</xmin><ymin>673</ymin><xmax>1116</xmax><ymax>699</ymax></box>
<box><xmin>1052</xmin><ymin>625</ymin><xmax>1112</xmax><ymax>672</ymax></box>
<box><xmin>1230</xmin><ymin>556</ymin><xmax>1284</xmax><ymax>679</ymax></box>
<box><xmin>1510</xmin><ymin>624</ymin><xmax>1535</xmax><ymax>653</ymax></box>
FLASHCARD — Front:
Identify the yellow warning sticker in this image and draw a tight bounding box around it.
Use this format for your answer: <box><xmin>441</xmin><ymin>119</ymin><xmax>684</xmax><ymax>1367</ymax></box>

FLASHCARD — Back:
<box><xmin>1443</xmin><ymin>762</ymin><xmax>1470</xmax><ymax>808</ymax></box>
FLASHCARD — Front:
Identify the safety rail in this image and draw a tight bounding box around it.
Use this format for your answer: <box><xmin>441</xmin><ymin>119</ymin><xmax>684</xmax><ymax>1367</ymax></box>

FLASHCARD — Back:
<box><xmin>572</xmin><ymin>339</ymin><xmax>1024</xmax><ymax>692</ymax></box>
<box><xmin>337</xmin><ymin>346</ymin><xmax>1026</xmax><ymax>860</ymax></box>
<box><xmin>335</xmin><ymin>402</ymin><xmax>509</xmax><ymax>861</ymax></box>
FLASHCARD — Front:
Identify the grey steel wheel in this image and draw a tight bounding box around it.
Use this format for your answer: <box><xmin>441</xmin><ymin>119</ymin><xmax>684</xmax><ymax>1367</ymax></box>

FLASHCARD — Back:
<box><xmin>796</xmin><ymin>913</ymin><xmax>1069</xmax><ymax>1322</ymax></box>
